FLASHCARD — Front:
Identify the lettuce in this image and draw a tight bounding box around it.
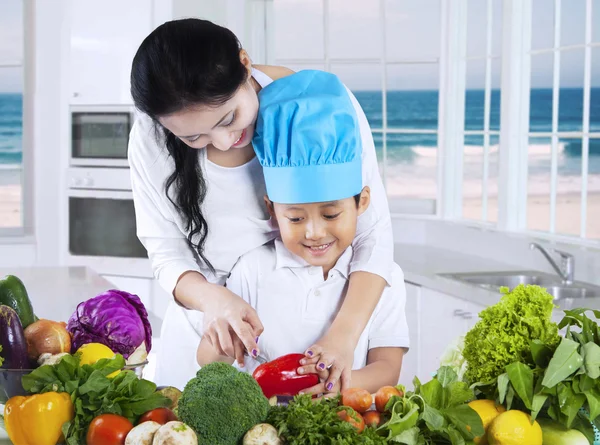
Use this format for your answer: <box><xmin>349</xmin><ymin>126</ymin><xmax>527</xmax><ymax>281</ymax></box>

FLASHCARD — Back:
<box><xmin>463</xmin><ymin>285</ymin><xmax>560</xmax><ymax>385</ymax></box>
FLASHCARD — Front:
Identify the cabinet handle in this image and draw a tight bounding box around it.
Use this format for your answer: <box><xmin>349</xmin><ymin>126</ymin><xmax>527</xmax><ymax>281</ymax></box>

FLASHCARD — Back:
<box><xmin>462</xmin><ymin>312</ymin><xmax>473</xmax><ymax>319</ymax></box>
<box><xmin>453</xmin><ymin>309</ymin><xmax>465</xmax><ymax>316</ymax></box>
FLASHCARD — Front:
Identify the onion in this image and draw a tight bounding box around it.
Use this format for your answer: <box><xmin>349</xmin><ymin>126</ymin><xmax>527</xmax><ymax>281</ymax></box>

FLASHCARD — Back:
<box><xmin>24</xmin><ymin>319</ymin><xmax>71</xmax><ymax>361</ymax></box>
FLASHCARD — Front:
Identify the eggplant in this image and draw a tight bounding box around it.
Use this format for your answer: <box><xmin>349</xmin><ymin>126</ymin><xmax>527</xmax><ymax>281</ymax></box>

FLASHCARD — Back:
<box><xmin>0</xmin><ymin>305</ymin><xmax>30</xmax><ymax>369</ymax></box>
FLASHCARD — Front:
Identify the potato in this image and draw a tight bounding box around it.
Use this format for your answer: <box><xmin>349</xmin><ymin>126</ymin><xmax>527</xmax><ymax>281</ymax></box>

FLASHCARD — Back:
<box><xmin>125</xmin><ymin>421</ymin><xmax>161</xmax><ymax>445</ymax></box>
<box><xmin>152</xmin><ymin>421</ymin><xmax>198</xmax><ymax>445</ymax></box>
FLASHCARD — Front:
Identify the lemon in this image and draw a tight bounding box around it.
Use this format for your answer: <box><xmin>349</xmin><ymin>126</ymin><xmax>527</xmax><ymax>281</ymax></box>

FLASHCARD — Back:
<box><xmin>76</xmin><ymin>343</ymin><xmax>119</xmax><ymax>377</ymax></box>
<box><xmin>468</xmin><ymin>399</ymin><xmax>506</xmax><ymax>444</ymax></box>
<box><xmin>487</xmin><ymin>410</ymin><xmax>542</xmax><ymax>445</ymax></box>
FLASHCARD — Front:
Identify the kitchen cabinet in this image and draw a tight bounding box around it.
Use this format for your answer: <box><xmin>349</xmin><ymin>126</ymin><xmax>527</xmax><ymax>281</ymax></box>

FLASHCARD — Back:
<box><xmin>399</xmin><ymin>284</ymin><xmax>486</xmax><ymax>388</ymax></box>
<box><xmin>399</xmin><ymin>283</ymin><xmax>420</xmax><ymax>387</ymax></box>
<box><xmin>69</xmin><ymin>0</ymin><xmax>154</xmax><ymax>105</ymax></box>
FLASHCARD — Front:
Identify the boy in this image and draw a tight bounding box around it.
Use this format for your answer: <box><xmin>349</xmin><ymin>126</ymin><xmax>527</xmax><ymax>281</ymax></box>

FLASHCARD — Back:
<box><xmin>197</xmin><ymin>70</ymin><xmax>409</xmax><ymax>394</ymax></box>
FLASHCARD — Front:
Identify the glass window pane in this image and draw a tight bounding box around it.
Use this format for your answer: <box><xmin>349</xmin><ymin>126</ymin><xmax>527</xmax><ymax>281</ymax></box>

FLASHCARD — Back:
<box><xmin>527</xmin><ymin>136</ymin><xmax>585</xmax><ymax>237</ymax></box>
<box><xmin>466</xmin><ymin>0</ymin><xmax>503</xmax><ymax>57</ymax></box>
<box><xmin>0</xmin><ymin>0</ymin><xmax>23</xmax><ymax>64</ymax></box>
<box><xmin>330</xmin><ymin>63</ymin><xmax>383</xmax><ymax>130</ymax></box>
<box><xmin>328</xmin><ymin>0</ymin><xmax>381</xmax><ymax>59</ymax></box>
<box><xmin>274</xmin><ymin>0</ymin><xmax>324</xmax><ymax>60</ymax></box>
<box><xmin>385</xmin><ymin>133</ymin><xmax>437</xmax><ymax>202</ymax></box>
<box><xmin>559</xmin><ymin>50</ymin><xmax>585</xmax><ymax>132</ymax></box>
<box><xmin>465</xmin><ymin>60</ymin><xmax>486</xmax><ymax>131</ymax></box>
<box><xmin>527</xmin><ymin>136</ymin><xmax>552</xmax><ymax>233</ymax></box>
<box><xmin>587</xmin><ymin>136</ymin><xmax>600</xmax><ymax>239</ymax></box>
<box><xmin>462</xmin><ymin>135</ymin><xmax>500</xmax><ymax>223</ymax></box>
<box><xmin>386</xmin><ymin>64</ymin><xmax>439</xmax><ymax>130</ymax></box>
<box><xmin>556</xmin><ymin>137</ymin><xmax>583</xmax><ymax>237</ymax></box>
<box><xmin>490</xmin><ymin>59</ymin><xmax>502</xmax><ymax>131</ymax></box>
<box><xmin>561</xmin><ymin>0</ymin><xmax>586</xmax><ymax>47</ymax></box>
<box><xmin>385</xmin><ymin>0</ymin><xmax>440</xmax><ymax>61</ymax></box>
<box><xmin>530</xmin><ymin>53</ymin><xmax>554</xmax><ymax>132</ymax></box>
<box><xmin>532</xmin><ymin>0</ymin><xmax>555</xmax><ymax>50</ymax></box>
<box><xmin>0</xmin><ymin>66</ymin><xmax>23</xmax><ymax>229</ymax></box>
<box><xmin>591</xmin><ymin>48</ymin><xmax>600</xmax><ymax>132</ymax></box>
<box><xmin>594</xmin><ymin>2</ymin><xmax>600</xmax><ymax>43</ymax></box>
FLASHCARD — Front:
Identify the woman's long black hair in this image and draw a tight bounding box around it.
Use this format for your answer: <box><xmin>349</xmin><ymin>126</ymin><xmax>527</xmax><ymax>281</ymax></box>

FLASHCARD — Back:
<box><xmin>130</xmin><ymin>19</ymin><xmax>249</xmax><ymax>272</ymax></box>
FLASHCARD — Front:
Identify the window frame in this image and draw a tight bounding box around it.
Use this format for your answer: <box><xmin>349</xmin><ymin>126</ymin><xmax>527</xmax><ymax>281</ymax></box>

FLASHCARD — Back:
<box><xmin>0</xmin><ymin>0</ymin><xmax>32</xmax><ymax>238</ymax></box>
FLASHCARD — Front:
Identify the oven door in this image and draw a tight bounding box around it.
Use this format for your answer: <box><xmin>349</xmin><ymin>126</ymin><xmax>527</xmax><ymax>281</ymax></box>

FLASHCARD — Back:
<box><xmin>66</xmin><ymin>189</ymin><xmax>153</xmax><ymax>277</ymax></box>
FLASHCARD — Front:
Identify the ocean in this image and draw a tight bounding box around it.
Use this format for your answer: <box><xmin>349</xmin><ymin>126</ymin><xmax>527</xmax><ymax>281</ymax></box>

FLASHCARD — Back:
<box><xmin>1</xmin><ymin>89</ymin><xmax>599</xmax><ymax>177</ymax></box>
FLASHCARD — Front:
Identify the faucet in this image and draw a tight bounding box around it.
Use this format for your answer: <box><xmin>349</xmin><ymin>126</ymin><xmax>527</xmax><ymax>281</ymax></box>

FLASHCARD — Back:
<box><xmin>530</xmin><ymin>242</ymin><xmax>575</xmax><ymax>285</ymax></box>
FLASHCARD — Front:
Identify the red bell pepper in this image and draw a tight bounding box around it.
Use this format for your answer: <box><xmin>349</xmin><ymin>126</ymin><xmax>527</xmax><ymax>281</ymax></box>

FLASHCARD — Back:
<box><xmin>252</xmin><ymin>353</ymin><xmax>319</xmax><ymax>398</ymax></box>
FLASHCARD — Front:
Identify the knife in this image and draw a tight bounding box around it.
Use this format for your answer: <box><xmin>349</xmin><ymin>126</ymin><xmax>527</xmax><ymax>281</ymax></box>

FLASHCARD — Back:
<box><xmin>244</xmin><ymin>351</ymin><xmax>268</xmax><ymax>365</ymax></box>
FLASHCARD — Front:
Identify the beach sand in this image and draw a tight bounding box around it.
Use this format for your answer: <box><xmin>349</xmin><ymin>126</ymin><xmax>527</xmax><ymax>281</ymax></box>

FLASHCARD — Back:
<box><xmin>0</xmin><ymin>184</ymin><xmax>21</xmax><ymax>228</ymax></box>
<box><xmin>463</xmin><ymin>192</ymin><xmax>600</xmax><ymax>239</ymax></box>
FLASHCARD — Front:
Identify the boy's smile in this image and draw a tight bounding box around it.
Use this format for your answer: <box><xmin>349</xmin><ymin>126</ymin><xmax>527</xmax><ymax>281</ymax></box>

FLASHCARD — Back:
<box><xmin>267</xmin><ymin>187</ymin><xmax>371</xmax><ymax>278</ymax></box>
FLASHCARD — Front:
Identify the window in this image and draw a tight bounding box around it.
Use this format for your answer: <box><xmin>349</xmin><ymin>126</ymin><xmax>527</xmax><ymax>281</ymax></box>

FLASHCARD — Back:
<box><xmin>274</xmin><ymin>0</ymin><xmax>441</xmax><ymax>215</ymax></box>
<box><xmin>526</xmin><ymin>0</ymin><xmax>599</xmax><ymax>240</ymax></box>
<box><xmin>270</xmin><ymin>0</ymin><xmax>598</xmax><ymax>243</ymax></box>
<box><xmin>0</xmin><ymin>0</ymin><xmax>24</xmax><ymax>232</ymax></box>
<box><xmin>462</xmin><ymin>0</ymin><xmax>503</xmax><ymax>223</ymax></box>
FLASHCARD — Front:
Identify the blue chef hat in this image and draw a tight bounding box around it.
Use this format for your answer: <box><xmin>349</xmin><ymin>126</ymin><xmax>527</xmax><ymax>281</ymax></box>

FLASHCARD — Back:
<box><xmin>252</xmin><ymin>70</ymin><xmax>362</xmax><ymax>204</ymax></box>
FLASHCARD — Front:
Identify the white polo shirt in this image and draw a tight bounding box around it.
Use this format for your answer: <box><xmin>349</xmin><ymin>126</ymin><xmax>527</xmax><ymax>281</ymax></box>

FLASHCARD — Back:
<box><xmin>228</xmin><ymin>240</ymin><xmax>410</xmax><ymax>375</ymax></box>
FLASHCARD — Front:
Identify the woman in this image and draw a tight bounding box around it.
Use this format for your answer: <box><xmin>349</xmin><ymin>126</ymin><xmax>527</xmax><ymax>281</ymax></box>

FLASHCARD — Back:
<box><xmin>128</xmin><ymin>18</ymin><xmax>394</xmax><ymax>390</ymax></box>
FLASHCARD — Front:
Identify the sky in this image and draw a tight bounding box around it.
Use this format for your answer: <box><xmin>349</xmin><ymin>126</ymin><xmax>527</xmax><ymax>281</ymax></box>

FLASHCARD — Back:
<box><xmin>0</xmin><ymin>0</ymin><xmax>599</xmax><ymax>92</ymax></box>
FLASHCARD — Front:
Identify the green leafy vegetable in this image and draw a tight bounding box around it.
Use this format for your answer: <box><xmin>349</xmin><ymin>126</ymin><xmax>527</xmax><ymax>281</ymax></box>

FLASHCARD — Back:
<box><xmin>22</xmin><ymin>353</ymin><xmax>170</xmax><ymax>445</ymax></box>
<box><xmin>462</xmin><ymin>285</ymin><xmax>560</xmax><ymax>386</ymax></box>
<box><xmin>267</xmin><ymin>394</ymin><xmax>387</xmax><ymax>444</ymax></box>
<box><xmin>378</xmin><ymin>366</ymin><xmax>483</xmax><ymax>445</ymax></box>
<box><xmin>479</xmin><ymin>307</ymin><xmax>600</xmax><ymax>434</ymax></box>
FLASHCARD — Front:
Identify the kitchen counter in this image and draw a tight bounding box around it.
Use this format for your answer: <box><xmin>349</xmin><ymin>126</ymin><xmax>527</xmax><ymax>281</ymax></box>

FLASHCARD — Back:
<box><xmin>0</xmin><ymin>266</ymin><xmax>116</xmax><ymax>323</ymax></box>
<box><xmin>394</xmin><ymin>243</ymin><xmax>600</xmax><ymax>311</ymax></box>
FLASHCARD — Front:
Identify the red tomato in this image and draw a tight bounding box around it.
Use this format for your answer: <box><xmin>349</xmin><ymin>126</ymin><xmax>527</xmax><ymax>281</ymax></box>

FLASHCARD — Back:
<box><xmin>86</xmin><ymin>414</ymin><xmax>133</xmax><ymax>445</ymax></box>
<box><xmin>363</xmin><ymin>410</ymin><xmax>382</xmax><ymax>427</ymax></box>
<box><xmin>375</xmin><ymin>386</ymin><xmax>402</xmax><ymax>413</ymax></box>
<box><xmin>337</xmin><ymin>408</ymin><xmax>365</xmax><ymax>433</ymax></box>
<box><xmin>341</xmin><ymin>388</ymin><xmax>372</xmax><ymax>413</ymax></box>
<box><xmin>138</xmin><ymin>407</ymin><xmax>177</xmax><ymax>425</ymax></box>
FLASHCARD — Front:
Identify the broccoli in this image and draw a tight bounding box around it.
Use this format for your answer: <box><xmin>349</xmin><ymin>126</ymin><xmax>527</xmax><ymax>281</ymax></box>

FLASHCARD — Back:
<box><xmin>178</xmin><ymin>362</ymin><xmax>270</xmax><ymax>444</ymax></box>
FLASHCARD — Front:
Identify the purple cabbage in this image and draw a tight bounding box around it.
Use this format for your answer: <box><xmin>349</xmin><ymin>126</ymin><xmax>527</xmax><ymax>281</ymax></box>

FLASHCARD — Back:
<box><xmin>67</xmin><ymin>289</ymin><xmax>152</xmax><ymax>359</ymax></box>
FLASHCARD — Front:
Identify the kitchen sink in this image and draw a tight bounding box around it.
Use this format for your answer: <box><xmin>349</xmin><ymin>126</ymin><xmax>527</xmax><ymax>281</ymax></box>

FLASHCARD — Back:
<box><xmin>440</xmin><ymin>271</ymin><xmax>600</xmax><ymax>300</ymax></box>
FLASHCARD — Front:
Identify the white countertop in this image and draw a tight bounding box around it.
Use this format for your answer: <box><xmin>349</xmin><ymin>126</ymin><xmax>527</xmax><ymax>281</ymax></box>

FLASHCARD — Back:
<box><xmin>0</xmin><ymin>266</ymin><xmax>116</xmax><ymax>323</ymax></box>
<box><xmin>394</xmin><ymin>243</ymin><xmax>600</xmax><ymax>311</ymax></box>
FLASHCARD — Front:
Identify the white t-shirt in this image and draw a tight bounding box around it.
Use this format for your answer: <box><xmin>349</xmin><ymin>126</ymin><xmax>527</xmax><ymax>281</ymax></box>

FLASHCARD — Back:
<box><xmin>228</xmin><ymin>240</ymin><xmax>410</xmax><ymax>375</ymax></box>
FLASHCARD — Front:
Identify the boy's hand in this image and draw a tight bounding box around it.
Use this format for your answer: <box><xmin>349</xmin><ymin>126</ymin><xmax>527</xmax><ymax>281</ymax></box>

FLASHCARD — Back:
<box><xmin>297</xmin><ymin>338</ymin><xmax>354</xmax><ymax>394</ymax></box>
<box><xmin>297</xmin><ymin>362</ymin><xmax>341</xmax><ymax>397</ymax></box>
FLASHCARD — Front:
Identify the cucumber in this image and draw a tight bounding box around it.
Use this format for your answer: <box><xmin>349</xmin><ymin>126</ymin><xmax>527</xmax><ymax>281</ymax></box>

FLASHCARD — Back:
<box><xmin>0</xmin><ymin>305</ymin><xmax>30</xmax><ymax>369</ymax></box>
<box><xmin>0</xmin><ymin>275</ymin><xmax>36</xmax><ymax>329</ymax></box>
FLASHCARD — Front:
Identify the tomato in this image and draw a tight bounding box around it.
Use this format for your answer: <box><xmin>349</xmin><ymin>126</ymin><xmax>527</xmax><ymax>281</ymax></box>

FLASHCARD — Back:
<box><xmin>337</xmin><ymin>408</ymin><xmax>365</xmax><ymax>433</ymax></box>
<box><xmin>375</xmin><ymin>385</ymin><xmax>403</xmax><ymax>413</ymax></box>
<box><xmin>86</xmin><ymin>414</ymin><xmax>133</xmax><ymax>445</ymax></box>
<box><xmin>363</xmin><ymin>410</ymin><xmax>382</xmax><ymax>427</ymax></box>
<box><xmin>341</xmin><ymin>388</ymin><xmax>372</xmax><ymax>413</ymax></box>
<box><xmin>138</xmin><ymin>407</ymin><xmax>177</xmax><ymax>425</ymax></box>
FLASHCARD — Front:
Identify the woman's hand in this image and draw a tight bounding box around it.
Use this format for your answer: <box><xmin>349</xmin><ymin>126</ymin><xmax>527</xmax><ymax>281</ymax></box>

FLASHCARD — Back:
<box><xmin>297</xmin><ymin>336</ymin><xmax>355</xmax><ymax>395</ymax></box>
<box><xmin>200</xmin><ymin>284</ymin><xmax>264</xmax><ymax>365</ymax></box>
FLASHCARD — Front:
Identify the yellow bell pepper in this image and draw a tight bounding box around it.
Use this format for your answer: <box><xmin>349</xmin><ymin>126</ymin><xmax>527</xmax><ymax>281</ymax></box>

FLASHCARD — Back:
<box><xmin>4</xmin><ymin>392</ymin><xmax>74</xmax><ymax>445</ymax></box>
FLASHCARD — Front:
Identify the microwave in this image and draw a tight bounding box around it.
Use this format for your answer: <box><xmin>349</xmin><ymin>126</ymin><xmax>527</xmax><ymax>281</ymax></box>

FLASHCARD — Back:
<box><xmin>70</xmin><ymin>105</ymin><xmax>135</xmax><ymax>167</ymax></box>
